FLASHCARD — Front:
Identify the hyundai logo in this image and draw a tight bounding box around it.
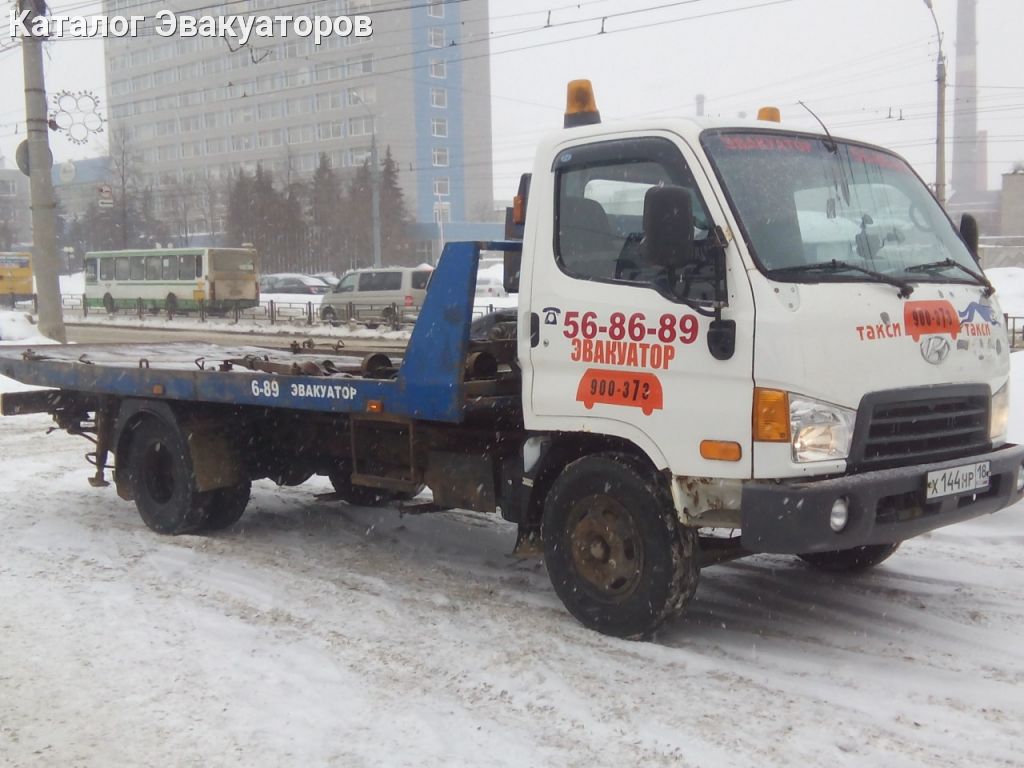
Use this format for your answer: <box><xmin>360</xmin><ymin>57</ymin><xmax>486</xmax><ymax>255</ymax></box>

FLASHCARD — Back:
<box><xmin>920</xmin><ymin>336</ymin><xmax>951</xmax><ymax>365</ymax></box>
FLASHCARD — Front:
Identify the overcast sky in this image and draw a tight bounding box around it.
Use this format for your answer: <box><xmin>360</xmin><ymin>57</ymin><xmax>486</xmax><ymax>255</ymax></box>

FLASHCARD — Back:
<box><xmin>1</xmin><ymin>0</ymin><xmax>1022</xmax><ymax>202</ymax></box>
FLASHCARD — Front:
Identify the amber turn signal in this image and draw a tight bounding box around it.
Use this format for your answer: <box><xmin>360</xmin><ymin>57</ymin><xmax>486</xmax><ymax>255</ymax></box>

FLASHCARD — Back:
<box><xmin>700</xmin><ymin>440</ymin><xmax>742</xmax><ymax>462</ymax></box>
<box><xmin>753</xmin><ymin>387</ymin><xmax>790</xmax><ymax>442</ymax></box>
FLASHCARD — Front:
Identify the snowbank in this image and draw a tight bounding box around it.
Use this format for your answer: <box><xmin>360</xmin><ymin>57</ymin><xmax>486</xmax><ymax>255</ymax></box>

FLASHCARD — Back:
<box><xmin>0</xmin><ymin>310</ymin><xmax>58</xmax><ymax>347</ymax></box>
<box><xmin>986</xmin><ymin>267</ymin><xmax>1024</xmax><ymax>316</ymax></box>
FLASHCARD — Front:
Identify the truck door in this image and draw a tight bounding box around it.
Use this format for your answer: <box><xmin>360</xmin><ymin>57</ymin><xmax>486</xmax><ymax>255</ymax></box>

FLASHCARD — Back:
<box><xmin>522</xmin><ymin>134</ymin><xmax>754</xmax><ymax>479</ymax></box>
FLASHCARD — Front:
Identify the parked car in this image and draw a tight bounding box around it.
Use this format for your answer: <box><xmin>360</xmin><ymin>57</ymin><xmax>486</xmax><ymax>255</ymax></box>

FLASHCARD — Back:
<box><xmin>475</xmin><ymin>272</ymin><xmax>507</xmax><ymax>298</ymax></box>
<box><xmin>320</xmin><ymin>266</ymin><xmax>433</xmax><ymax>325</ymax></box>
<box><xmin>313</xmin><ymin>272</ymin><xmax>341</xmax><ymax>287</ymax></box>
<box><xmin>260</xmin><ymin>273</ymin><xmax>331</xmax><ymax>296</ymax></box>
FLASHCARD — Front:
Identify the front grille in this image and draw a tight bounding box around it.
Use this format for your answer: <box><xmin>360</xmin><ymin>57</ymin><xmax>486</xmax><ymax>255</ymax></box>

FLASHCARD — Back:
<box><xmin>851</xmin><ymin>387</ymin><xmax>991</xmax><ymax>471</ymax></box>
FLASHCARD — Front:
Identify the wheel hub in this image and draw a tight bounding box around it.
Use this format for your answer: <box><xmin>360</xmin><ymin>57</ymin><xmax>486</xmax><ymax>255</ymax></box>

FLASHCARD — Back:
<box><xmin>568</xmin><ymin>494</ymin><xmax>643</xmax><ymax>599</ymax></box>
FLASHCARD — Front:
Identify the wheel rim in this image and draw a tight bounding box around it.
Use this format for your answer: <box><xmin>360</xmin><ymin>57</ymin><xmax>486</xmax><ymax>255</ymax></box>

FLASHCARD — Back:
<box><xmin>567</xmin><ymin>493</ymin><xmax>643</xmax><ymax>600</ymax></box>
<box><xmin>141</xmin><ymin>440</ymin><xmax>175</xmax><ymax>504</ymax></box>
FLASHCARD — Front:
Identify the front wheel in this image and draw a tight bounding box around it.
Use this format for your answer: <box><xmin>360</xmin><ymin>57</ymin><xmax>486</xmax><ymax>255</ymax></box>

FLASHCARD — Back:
<box><xmin>542</xmin><ymin>454</ymin><xmax>699</xmax><ymax>639</ymax></box>
<box><xmin>798</xmin><ymin>542</ymin><xmax>901</xmax><ymax>573</ymax></box>
<box><xmin>321</xmin><ymin>306</ymin><xmax>338</xmax><ymax>325</ymax></box>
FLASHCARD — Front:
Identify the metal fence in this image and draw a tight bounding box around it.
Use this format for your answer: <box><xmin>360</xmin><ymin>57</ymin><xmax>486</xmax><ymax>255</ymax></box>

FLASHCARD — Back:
<box><xmin>1006</xmin><ymin>315</ymin><xmax>1024</xmax><ymax>350</ymax></box>
<box><xmin>50</xmin><ymin>294</ymin><xmax>504</xmax><ymax>330</ymax></box>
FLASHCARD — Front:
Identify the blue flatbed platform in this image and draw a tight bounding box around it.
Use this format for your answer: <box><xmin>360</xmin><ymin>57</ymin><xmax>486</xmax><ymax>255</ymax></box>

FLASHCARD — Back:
<box><xmin>0</xmin><ymin>241</ymin><xmax>520</xmax><ymax>423</ymax></box>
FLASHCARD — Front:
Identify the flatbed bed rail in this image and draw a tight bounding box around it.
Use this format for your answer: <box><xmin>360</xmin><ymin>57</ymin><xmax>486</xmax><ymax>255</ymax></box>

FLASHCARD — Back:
<box><xmin>0</xmin><ymin>241</ymin><xmax>522</xmax><ymax>423</ymax></box>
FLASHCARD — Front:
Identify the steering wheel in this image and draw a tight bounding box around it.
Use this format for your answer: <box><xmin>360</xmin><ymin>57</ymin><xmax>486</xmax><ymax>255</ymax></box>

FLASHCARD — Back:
<box><xmin>615</xmin><ymin>233</ymin><xmax>645</xmax><ymax>280</ymax></box>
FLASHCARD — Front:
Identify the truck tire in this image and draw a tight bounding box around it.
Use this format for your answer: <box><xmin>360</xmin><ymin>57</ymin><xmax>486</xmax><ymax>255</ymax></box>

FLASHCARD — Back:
<box><xmin>128</xmin><ymin>417</ymin><xmax>208</xmax><ymax>534</ymax></box>
<box><xmin>202</xmin><ymin>482</ymin><xmax>251</xmax><ymax>531</ymax></box>
<box><xmin>798</xmin><ymin>543</ymin><xmax>901</xmax><ymax>573</ymax></box>
<box><xmin>541</xmin><ymin>454</ymin><xmax>699</xmax><ymax>639</ymax></box>
<box><xmin>269</xmin><ymin>467</ymin><xmax>314</xmax><ymax>487</ymax></box>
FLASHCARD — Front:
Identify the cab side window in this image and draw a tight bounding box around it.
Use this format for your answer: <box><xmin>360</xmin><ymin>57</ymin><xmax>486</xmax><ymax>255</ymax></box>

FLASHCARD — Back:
<box><xmin>554</xmin><ymin>137</ymin><xmax>712</xmax><ymax>302</ymax></box>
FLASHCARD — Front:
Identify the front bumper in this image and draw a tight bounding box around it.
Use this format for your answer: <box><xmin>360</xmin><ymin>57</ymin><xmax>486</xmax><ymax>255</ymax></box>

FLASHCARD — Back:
<box><xmin>741</xmin><ymin>444</ymin><xmax>1024</xmax><ymax>554</ymax></box>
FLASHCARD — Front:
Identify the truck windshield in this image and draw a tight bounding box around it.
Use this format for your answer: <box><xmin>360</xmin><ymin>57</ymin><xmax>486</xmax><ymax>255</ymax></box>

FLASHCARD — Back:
<box><xmin>701</xmin><ymin>130</ymin><xmax>981</xmax><ymax>287</ymax></box>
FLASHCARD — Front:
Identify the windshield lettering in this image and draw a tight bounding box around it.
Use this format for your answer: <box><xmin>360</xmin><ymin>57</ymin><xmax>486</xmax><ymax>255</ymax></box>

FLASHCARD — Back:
<box><xmin>702</xmin><ymin>130</ymin><xmax>982</xmax><ymax>290</ymax></box>
<box><xmin>719</xmin><ymin>135</ymin><xmax>814</xmax><ymax>153</ymax></box>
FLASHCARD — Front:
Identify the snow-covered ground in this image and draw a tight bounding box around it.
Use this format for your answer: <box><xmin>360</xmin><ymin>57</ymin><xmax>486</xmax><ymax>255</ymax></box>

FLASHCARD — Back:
<box><xmin>1</xmin><ymin>315</ymin><xmax>1023</xmax><ymax>766</ymax></box>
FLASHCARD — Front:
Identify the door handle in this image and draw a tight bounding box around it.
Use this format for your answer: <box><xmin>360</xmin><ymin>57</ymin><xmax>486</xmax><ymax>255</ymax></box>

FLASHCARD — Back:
<box><xmin>530</xmin><ymin>312</ymin><xmax>540</xmax><ymax>347</ymax></box>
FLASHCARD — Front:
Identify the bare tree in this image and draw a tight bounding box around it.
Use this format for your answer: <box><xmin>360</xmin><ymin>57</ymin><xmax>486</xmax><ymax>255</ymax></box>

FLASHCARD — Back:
<box><xmin>165</xmin><ymin>177</ymin><xmax>199</xmax><ymax>246</ymax></box>
<box><xmin>108</xmin><ymin>126</ymin><xmax>143</xmax><ymax>248</ymax></box>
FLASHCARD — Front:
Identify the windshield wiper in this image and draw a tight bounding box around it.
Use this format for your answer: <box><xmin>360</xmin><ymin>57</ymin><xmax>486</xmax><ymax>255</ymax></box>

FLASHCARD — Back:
<box><xmin>903</xmin><ymin>258</ymin><xmax>994</xmax><ymax>296</ymax></box>
<box><xmin>767</xmin><ymin>259</ymin><xmax>914</xmax><ymax>298</ymax></box>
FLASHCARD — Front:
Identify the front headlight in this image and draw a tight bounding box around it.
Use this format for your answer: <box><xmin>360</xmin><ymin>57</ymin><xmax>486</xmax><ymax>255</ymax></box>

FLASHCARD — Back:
<box><xmin>990</xmin><ymin>382</ymin><xmax>1010</xmax><ymax>441</ymax></box>
<box><xmin>790</xmin><ymin>394</ymin><xmax>857</xmax><ymax>463</ymax></box>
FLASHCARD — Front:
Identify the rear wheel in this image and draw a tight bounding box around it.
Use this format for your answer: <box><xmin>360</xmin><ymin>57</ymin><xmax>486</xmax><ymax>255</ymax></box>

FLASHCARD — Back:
<box><xmin>202</xmin><ymin>482</ymin><xmax>251</xmax><ymax>530</ymax></box>
<box><xmin>127</xmin><ymin>417</ymin><xmax>207</xmax><ymax>534</ymax></box>
<box><xmin>798</xmin><ymin>543</ymin><xmax>901</xmax><ymax>573</ymax></box>
<box><xmin>269</xmin><ymin>466</ymin><xmax>314</xmax><ymax>487</ymax></box>
<box><xmin>542</xmin><ymin>454</ymin><xmax>699</xmax><ymax>639</ymax></box>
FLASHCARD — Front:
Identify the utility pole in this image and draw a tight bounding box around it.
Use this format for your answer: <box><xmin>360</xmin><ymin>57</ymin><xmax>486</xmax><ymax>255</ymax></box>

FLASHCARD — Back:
<box><xmin>924</xmin><ymin>0</ymin><xmax>947</xmax><ymax>207</ymax></box>
<box><xmin>19</xmin><ymin>0</ymin><xmax>66</xmax><ymax>341</ymax></box>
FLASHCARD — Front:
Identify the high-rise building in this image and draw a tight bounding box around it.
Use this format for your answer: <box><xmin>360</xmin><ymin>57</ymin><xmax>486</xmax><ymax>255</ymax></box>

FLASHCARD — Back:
<box><xmin>103</xmin><ymin>0</ymin><xmax>494</xmax><ymax>262</ymax></box>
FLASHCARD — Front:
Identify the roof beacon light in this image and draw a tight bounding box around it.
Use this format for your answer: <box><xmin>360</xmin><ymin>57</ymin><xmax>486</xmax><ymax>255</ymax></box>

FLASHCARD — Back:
<box><xmin>564</xmin><ymin>79</ymin><xmax>601</xmax><ymax>128</ymax></box>
<box><xmin>757</xmin><ymin>106</ymin><xmax>781</xmax><ymax>123</ymax></box>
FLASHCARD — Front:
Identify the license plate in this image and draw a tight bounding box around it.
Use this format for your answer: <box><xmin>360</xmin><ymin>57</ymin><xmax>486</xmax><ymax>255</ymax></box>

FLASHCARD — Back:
<box><xmin>925</xmin><ymin>462</ymin><xmax>991</xmax><ymax>500</ymax></box>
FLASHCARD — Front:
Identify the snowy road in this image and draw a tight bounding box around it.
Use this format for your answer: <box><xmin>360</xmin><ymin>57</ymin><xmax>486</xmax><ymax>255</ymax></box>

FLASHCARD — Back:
<box><xmin>2</xmin><ymin>406</ymin><xmax>1023</xmax><ymax>767</ymax></box>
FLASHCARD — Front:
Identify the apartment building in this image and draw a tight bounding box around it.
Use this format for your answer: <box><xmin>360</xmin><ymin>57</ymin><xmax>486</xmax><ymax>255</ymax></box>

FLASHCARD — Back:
<box><xmin>103</xmin><ymin>0</ymin><xmax>495</xmax><ymax>255</ymax></box>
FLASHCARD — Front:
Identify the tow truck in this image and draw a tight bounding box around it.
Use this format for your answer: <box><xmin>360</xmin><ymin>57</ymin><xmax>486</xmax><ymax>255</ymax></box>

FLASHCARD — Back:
<box><xmin>3</xmin><ymin>82</ymin><xmax>1022</xmax><ymax>638</ymax></box>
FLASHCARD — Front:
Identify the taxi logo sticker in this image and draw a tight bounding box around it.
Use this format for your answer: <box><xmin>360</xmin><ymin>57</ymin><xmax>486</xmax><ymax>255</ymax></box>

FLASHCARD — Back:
<box><xmin>576</xmin><ymin>369</ymin><xmax>663</xmax><ymax>416</ymax></box>
<box><xmin>904</xmin><ymin>300</ymin><xmax>960</xmax><ymax>341</ymax></box>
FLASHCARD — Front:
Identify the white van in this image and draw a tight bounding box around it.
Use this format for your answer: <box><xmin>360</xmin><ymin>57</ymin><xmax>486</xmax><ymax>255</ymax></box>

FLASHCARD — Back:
<box><xmin>320</xmin><ymin>266</ymin><xmax>432</xmax><ymax>325</ymax></box>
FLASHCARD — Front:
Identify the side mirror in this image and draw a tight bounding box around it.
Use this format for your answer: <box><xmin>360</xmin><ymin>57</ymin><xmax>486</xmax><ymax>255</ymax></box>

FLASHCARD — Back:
<box><xmin>960</xmin><ymin>213</ymin><xmax>980</xmax><ymax>264</ymax></box>
<box><xmin>643</xmin><ymin>185</ymin><xmax>694</xmax><ymax>268</ymax></box>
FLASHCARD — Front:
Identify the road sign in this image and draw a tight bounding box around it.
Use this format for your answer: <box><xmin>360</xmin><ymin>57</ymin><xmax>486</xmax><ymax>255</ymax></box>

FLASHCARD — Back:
<box><xmin>15</xmin><ymin>140</ymin><xmax>53</xmax><ymax>177</ymax></box>
<box><xmin>59</xmin><ymin>161</ymin><xmax>76</xmax><ymax>184</ymax></box>
<box><xmin>98</xmin><ymin>183</ymin><xmax>113</xmax><ymax>208</ymax></box>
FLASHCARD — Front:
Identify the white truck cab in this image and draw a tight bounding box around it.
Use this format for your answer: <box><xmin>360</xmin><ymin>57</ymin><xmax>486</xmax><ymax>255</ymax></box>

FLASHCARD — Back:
<box><xmin>510</xmin><ymin>82</ymin><xmax>1022</xmax><ymax>633</ymax></box>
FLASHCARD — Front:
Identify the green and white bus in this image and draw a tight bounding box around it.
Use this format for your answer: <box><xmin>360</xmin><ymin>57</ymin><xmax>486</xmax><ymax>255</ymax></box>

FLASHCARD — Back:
<box><xmin>83</xmin><ymin>248</ymin><xmax>260</xmax><ymax>314</ymax></box>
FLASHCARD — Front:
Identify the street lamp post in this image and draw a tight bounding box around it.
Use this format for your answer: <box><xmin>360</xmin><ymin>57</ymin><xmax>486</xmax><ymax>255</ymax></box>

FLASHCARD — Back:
<box><xmin>923</xmin><ymin>0</ymin><xmax>947</xmax><ymax>207</ymax></box>
<box><xmin>434</xmin><ymin>192</ymin><xmax>448</xmax><ymax>267</ymax></box>
<box><xmin>351</xmin><ymin>94</ymin><xmax>382</xmax><ymax>268</ymax></box>
<box><xmin>370</xmin><ymin>132</ymin><xmax>381</xmax><ymax>268</ymax></box>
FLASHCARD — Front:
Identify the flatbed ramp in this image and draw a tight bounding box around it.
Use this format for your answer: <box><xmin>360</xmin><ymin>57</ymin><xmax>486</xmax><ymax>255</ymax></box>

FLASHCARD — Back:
<box><xmin>1</xmin><ymin>242</ymin><xmax>519</xmax><ymax>423</ymax></box>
